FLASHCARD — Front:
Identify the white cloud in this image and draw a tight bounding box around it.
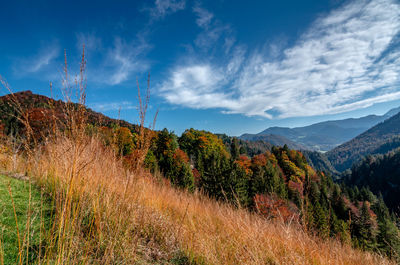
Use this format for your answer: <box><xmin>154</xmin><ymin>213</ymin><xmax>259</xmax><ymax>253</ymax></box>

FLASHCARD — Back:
<box><xmin>160</xmin><ymin>0</ymin><xmax>400</xmax><ymax>118</ymax></box>
<box><xmin>192</xmin><ymin>4</ymin><xmax>232</xmax><ymax>52</ymax></box>
<box><xmin>105</xmin><ymin>38</ymin><xmax>150</xmax><ymax>85</ymax></box>
<box><xmin>193</xmin><ymin>6</ymin><xmax>213</xmax><ymax>28</ymax></box>
<box><xmin>14</xmin><ymin>44</ymin><xmax>60</xmax><ymax>75</ymax></box>
<box><xmin>90</xmin><ymin>101</ymin><xmax>136</xmax><ymax>112</ymax></box>
<box><xmin>76</xmin><ymin>32</ymin><xmax>102</xmax><ymax>52</ymax></box>
<box><xmin>82</xmin><ymin>36</ymin><xmax>150</xmax><ymax>86</ymax></box>
<box><xmin>147</xmin><ymin>0</ymin><xmax>185</xmax><ymax>20</ymax></box>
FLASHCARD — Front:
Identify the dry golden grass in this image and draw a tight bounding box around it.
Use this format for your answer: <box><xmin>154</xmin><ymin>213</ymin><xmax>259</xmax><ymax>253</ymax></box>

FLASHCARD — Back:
<box><xmin>0</xmin><ymin>132</ymin><xmax>393</xmax><ymax>265</ymax></box>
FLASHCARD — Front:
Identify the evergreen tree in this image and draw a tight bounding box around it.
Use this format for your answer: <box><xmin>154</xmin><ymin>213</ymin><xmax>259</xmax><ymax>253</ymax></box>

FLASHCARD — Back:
<box><xmin>356</xmin><ymin>202</ymin><xmax>377</xmax><ymax>251</ymax></box>
<box><xmin>313</xmin><ymin>201</ymin><xmax>329</xmax><ymax>238</ymax></box>
<box><xmin>374</xmin><ymin>195</ymin><xmax>400</xmax><ymax>258</ymax></box>
<box><xmin>229</xmin><ymin>163</ymin><xmax>251</xmax><ymax>207</ymax></box>
<box><xmin>230</xmin><ymin>137</ymin><xmax>240</xmax><ymax>160</ymax></box>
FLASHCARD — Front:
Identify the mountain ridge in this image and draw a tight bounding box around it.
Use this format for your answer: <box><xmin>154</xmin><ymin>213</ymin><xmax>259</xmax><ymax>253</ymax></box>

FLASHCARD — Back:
<box><xmin>240</xmin><ymin>108</ymin><xmax>400</xmax><ymax>152</ymax></box>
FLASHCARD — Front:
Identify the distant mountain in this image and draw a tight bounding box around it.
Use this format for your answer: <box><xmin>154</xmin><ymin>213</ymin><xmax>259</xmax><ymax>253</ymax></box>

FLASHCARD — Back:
<box><xmin>240</xmin><ymin>133</ymin><xmax>307</xmax><ymax>150</ymax></box>
<box><xmin>327</xmin><ymin>112</ymin><xmax>400</xmax><ymax>172</ymax></box>
<box><xmin>240</xmin><ymin>108</ymin><xmax>400</xmax><ymax>152</ymax></box>
<box><xmin>384</xmin><ymin>106</ymin><xmax>400</xmax><ymax>117</ymax></box>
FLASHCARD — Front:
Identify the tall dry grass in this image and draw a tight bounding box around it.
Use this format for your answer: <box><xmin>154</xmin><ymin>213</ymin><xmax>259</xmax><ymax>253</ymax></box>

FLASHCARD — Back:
<box><xmin>0</xmin><ymin>47</ymin><xmax>395</xmax><ymax>264</ymax></box>
<box><xmin>2</xmin><ymin>129</ymin><xmax>394</xmax><ymax>264</ymax></box>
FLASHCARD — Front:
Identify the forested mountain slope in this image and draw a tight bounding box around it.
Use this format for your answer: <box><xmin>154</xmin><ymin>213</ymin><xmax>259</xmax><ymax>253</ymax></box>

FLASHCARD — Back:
<box><xmin>327</xmin><ymin>112</ymin><xmax>400</xmax><ymax>172</ymax></box>
<box><xmin>343</xmin><ymin>149</ymin><xmax>400</xmax><ymax>214</ymax></box>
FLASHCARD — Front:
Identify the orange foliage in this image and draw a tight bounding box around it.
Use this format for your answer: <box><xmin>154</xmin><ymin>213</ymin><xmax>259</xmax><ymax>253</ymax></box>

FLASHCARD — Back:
<box><xmin>173</xmin><ymin>148</ymin><xmax>190</xmax><ymax>163</ymax></box>
<box><xmin>198</xmin><ymin>135</ymin><xmax>209</xmax><ymax>149</ymax></box>
<box><xmin>251</xmin><ymin>154</ymin><xmax>267</xmax><ymax>167</ymax></box>
<box><xmin>235</xmin><ymin>155</ymin><xmax>252</xmax><ymax>175</ymax></box>
<box><xmin>306</xmin><ymin>165</ymin><xmax>319</xmax><ymax>181</ymax></box>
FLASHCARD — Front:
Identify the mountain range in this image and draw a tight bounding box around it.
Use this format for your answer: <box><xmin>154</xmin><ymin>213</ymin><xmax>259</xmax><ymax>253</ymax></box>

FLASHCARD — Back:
<box><xmin>240</xmin><ymin>107</ymin><xmax>400</xmax><ymax>152</ymax></box>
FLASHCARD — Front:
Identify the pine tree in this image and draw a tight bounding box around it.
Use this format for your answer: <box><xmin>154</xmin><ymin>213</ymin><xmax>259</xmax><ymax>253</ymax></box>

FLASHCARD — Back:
<box><xmin>357</xmin><ymin>202</ymin><xmax>377</xmax><ymax>251</ymax></box>
<box><xmin>374</xmin><ymin>195</ymin><xmax>400</xmax><ymax>258</ymax></box>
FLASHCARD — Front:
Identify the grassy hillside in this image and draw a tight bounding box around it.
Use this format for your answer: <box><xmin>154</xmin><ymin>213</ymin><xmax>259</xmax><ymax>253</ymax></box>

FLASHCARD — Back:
<box><xmin>0</xmin><ymin>134</ymin><xmax>393</xmax><ymax>264</ymax></box>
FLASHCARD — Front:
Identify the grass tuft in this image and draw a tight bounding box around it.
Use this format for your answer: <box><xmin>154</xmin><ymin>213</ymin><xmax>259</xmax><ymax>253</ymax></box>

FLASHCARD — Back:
<box><xmin>0</xmin><ymin>174</ymin><xmax>52</xmax><ymax>264</ymax></box>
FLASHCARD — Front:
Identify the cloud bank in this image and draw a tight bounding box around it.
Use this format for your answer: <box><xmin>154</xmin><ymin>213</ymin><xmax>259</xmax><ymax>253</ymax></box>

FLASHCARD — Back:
<box><xmin>160</xmin><ymin>0</ymin><xmax>400</xmax><ymax>118</ymax></box>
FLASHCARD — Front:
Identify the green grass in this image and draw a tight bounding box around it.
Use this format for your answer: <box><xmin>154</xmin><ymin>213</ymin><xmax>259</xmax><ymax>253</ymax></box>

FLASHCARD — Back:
<box><xmin>0</xmin><ymin>174</ymin><xmax>52</xmax><ymax>264</ymax></box>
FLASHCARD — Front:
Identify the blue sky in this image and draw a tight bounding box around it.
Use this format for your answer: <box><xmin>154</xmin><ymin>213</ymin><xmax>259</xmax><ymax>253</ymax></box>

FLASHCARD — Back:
<box><xmin>1</xmin><ymin>0</ymin><xmax>400</xmax><ymax>136</ymax></box>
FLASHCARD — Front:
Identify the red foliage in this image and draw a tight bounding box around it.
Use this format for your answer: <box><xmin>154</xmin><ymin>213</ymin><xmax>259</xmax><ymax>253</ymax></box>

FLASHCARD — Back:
<box><xmin>254</xmin><ymin>194</ymin><xmax>300</xmax><ymax>223</ymax></box>
<box><xmin>288</xmin><ymin>180</ymin><xmax>304</xmax><ymax>197</ymax></box>
<box><xmin>0</xmin><ymin>122</ymin><xmax>5</xmax><ymax>137</ymax></box>
<box><xmin>192</xmin><ymin>168</ymin><xmax>201</xmax><ymax>186</ymax></box>
<box><xmin>25</xmin><ymin>108</ymin><xmax>63</xmax><ymax>139</ymax></box>
<box><xmin>343</xmin><ymin>196</ymin><xmax>360</xmax><ymax>218</ymax></box>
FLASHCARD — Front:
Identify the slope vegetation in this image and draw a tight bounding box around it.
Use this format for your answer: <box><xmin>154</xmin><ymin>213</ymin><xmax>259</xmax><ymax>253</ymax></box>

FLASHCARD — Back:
<box><xmin>344</xmin><ymin>149</ymin><xmax>400</xmax><ymax>214</ymax></box>
<box><xmin>1</xmin><ymin>134</ymin><xmax>393</xmax><ymax>264</ymax></box>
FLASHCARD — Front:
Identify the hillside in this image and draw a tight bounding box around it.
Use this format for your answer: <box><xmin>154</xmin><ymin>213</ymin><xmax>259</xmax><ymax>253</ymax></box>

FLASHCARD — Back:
<box><xmin>302</xmin><ymin>150</ymin><xmax>338</xmax><ymax>176</ymax></box>
<box><xmin>240</xmin><ymin>110</ymin><xmax>399</xmax><ymax>152</ymax></box>
<box><xmin>0</xmin><ymin>90</ymin><xmax>136</xmax><ymax>137</ymax></box>
<box><xmin>1</xmin><ymin>133</ymin><xmax>393</xmax><ymax>264</ymax></box>
<box><xmin>327</xmin><ymin>112</ymin><xmax>400</xmax><ymax>172</ymax></box>
<box><xmin>343</xmin><ymin>149</ymin><xmax>400</xmax><ymax>214</ymax></box>
<box><xmin>0</xmin><ymin>90</ymin><xmax>398</xmax><ymax>263</ymax></box>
